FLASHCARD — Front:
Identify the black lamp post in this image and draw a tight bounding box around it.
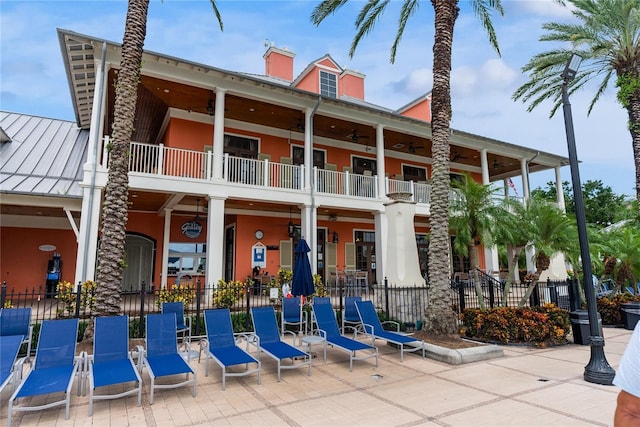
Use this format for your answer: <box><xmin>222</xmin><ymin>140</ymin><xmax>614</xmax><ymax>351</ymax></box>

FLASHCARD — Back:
<box><xmin>561</xmin><ymin>53</ymin><xmax>615</xmax><ymax>385</ymax></box>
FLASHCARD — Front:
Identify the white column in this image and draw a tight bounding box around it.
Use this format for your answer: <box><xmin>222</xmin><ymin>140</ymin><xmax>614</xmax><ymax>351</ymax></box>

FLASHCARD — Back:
<box><xmin>480</xmin><ymin>149</ymin><xmax>489</xmax><ymax>185</ymax></box>
<box><xmin>212</xmin><ymin>88</ymin><xmax>227</xmax><ymax>179</ymax></box>
<box><xmin>74</xmin><ymin>186</ymin><xmax>102</xmax><ymax>284</ymax></box>
<box><xmin>555</xmin><ymin>166</ymin><xmax>566</xmax><ymax>212</ymax></box>
<box><xmin>205</xmin><ymin>196</ymin><xmax>226</xmax><ymax>287</ymax></box>
<box><xmin>161</xmin><ymin>209</ymin><xmax>172</xmax><ymax>288</ymax></box>
<box><xmin>376</xmin><ymin>124</ymin><xmax>386</xmax><ymax>198</ymax></box>
<box><xmin>300</xmin><ymin>204</ymin><xmax>316</xmax><ymax>274</ymax></box>
<box><xmin>304</xmin><ymin>108</ymin><xmax>313</xmax><ymax>191</ymax></box>
<box><xmin>521</xmin><ymin>158</ymin><xmax>530</xmax><ymax>200</ymax></box>
<box><xmin>374</xmin><ymin>210</ymin><xmax>387</xmax><ymax>285</ymax></box>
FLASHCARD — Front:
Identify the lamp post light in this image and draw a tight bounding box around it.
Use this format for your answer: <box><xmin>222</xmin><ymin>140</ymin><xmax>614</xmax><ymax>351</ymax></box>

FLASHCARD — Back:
<box><xmin>561</xmin><ymin>53</ymin><xmax>615</xmax><ymax>385</ymax></box>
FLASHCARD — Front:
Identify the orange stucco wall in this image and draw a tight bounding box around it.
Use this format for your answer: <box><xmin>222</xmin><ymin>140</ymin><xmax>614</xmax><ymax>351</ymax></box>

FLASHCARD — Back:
<box><xmin>339</xmin><ymin>73</ymin><xmax>365</xmax><ymax>100</ymax></box>
<box><xmin>265</xmin><ymin>50</ymin><xmax>294</xmax><ymax>81</ymax></box>
<box><xmin>1</xmin><ymin>227</ymin><xmax>77</xmax><ymax>293</ymax></box>
<box><xmin>400</xmin><ymin>99</ymin><xmax>432</xmax><ymax>122</ymax></box>
<box><xmin>164</xmin><ymin>118</ymin><xmax>212</xmax><ymax>149</ymax></box>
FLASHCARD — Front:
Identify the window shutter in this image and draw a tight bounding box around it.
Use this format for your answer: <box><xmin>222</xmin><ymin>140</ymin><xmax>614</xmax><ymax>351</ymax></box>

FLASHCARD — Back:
<box><xmin>280</xmin><ymin>240</ymin><xmax>293</xmax><ymax>270</ymax></box>
<box><xmin>345</xmin><ymin>242</ymin><xmax>356</xmax><ymax>270</ymax></box>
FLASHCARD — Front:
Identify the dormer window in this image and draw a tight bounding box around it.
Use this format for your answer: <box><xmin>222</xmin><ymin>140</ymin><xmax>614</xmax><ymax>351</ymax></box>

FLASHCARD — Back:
<box><xmin>320</xmin><ymin>70</ymin><xmax>337</xmax><ymax>98</ymax></box>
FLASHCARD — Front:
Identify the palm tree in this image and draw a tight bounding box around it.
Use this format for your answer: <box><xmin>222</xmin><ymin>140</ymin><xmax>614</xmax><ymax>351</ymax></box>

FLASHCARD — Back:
<box><xmin>596</xmin><ymin>224</ymin><xmax>640</xmax><ymax>293</ymax></box>
<box><xmin>311</xmin><ymin>0</ymin><xmax>504</xmax><ymax>336</ymax></box>
<box><xmin>513</xmin><ymin>0</ymin><xmax>640</xmax><ymax>210</ymax></box>
<box><xmin>449</xmin><ymin>175</ymin><xmax>502</xmax><ymax>309</ymax></box>
<box><xmin>519</xmin><ymin>201</ymin><xmax>579</xmax><ymax>306</ymax></box>
<box><xmin>85</xmin><ymin>0</ymin><xmax>223</xmax><ymax>340</ymax></box>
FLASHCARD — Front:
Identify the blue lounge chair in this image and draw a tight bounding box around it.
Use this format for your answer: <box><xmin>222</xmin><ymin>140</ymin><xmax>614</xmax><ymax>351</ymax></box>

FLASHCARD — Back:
<box><xmin>141</xmin><ymin>313</ymin><xmax>196</xmax><ymax>404</ymax></box>
<box><xmin>203</xmin><ymin>309</ymin><xmax>261</xmax><ymax>390</ymax></box>
<box><xmin>8</xmin><ymin>318</ymin><xmax>81</xmax><ymax>426</ymax></box>
<box><xmin>250</xmin><ymin>306</ymin><xmax>311</xmax><ymax>381</ymax></box>
<box><xmin>87</xmin><ymin>315</ymin><xmax>142</xmax><ymax>416</ymax></box>
<box><xmin>312</xmin><ymin>302</ymin><xmax>378</xmax><ymax>371</ymax></box>
<box><xmin>0</xmin><ymin>307</ymin><xmax>33</xmax><ymax>360</ymax></box>
<box><xmin>161</xmin><ymin>302</ymin><xmax>191</xmax><ymax>351</ymax></box>
<box><xmin>341</xmin><ymin>296</ymin><xmax>363</xmax><ymax>335</ymax></box>
<box><xmin>0</xmin><ymin>335</ymin><xmax>25</xmax><ymax>395</ymax></box>
<box><xmin>281</xmin><ymin>297</ymin><xmax>307</xmax><ymax>340</ymax></box>
<box><xmin>354</xmin><ymin>300</ymin><xmax>425</xmax><ymax>362</ymax></box>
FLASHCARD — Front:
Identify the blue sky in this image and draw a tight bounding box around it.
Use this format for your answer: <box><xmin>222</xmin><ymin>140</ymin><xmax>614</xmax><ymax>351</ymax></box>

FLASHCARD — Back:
<box><xmin>0</xmin><ymin>0</ymin><xmax>635</xmax><ymax>198</ymax></box>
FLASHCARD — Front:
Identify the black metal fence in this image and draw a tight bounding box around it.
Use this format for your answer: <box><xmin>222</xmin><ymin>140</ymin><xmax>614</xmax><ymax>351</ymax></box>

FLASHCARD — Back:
<box><xmin>1</xmin><ymin>274</ymin><xmax>578</xmax><ymax>338</ymax></box>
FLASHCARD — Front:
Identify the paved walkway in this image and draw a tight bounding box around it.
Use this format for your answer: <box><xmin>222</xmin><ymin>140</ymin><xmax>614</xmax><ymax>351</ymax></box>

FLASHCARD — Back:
<box><xmin>1</xmin><ymin>327</ymin><xmax>632</xmax><ymax>427</ymax></box>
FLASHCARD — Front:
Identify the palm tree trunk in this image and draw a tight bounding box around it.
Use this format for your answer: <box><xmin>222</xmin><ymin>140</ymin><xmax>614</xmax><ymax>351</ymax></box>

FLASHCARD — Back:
<box><xmin>502</xmin><ymin>244</ymin><xmax>522</xmax><ymax>307</ymax></box>
<box><xmin>469</xmin><ymin>245</ymin><xmax>486</xmax><ymax>310</ymax></box>
<box><xmin>625</xmin><ymin>92</ymin><xmax>640</xmax><ymax>210</ymax></box>
<box><xmin>423</xmin><ymin>0</ymin><xmax>460</xmax><ymax>335</ymax></box>
<box><xmin>84</xmin><ymin>0</ymin><xmax>150</xmax><ymax>342</ymax></box>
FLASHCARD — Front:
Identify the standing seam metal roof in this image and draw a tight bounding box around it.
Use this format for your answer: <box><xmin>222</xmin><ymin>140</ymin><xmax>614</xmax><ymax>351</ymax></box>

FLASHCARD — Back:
<box><xmin>0</xmin><ymin>111</ymin><xmax>89</xmax><ymax>198</ymax></box>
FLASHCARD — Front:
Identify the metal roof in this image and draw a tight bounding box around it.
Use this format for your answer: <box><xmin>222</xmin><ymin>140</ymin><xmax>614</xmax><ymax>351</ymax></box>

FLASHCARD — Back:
<box><xmin>0</xmin><ymin>111</ymin><xmax>89</xmax><ymax>198</ymax></box>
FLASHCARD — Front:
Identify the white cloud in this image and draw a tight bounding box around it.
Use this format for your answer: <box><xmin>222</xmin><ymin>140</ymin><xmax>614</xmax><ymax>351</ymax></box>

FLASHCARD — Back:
<box><xmin>513</xmin><ymin>0</ymin><xmax>575</xmax><ymax>18</ymax></box>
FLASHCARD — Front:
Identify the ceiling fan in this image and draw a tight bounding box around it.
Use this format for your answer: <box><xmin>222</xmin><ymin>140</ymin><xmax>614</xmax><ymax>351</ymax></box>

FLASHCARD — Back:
<box><xmin>288</xmin><ymin>118</ymin><xmax>305</xmax><ymax>132</ymax></box>
<box><xmin>346</xmin><ymin>129</ymin><xmax>369</xmax><ymax>143</ymax></box>
<box><xmin>188</xmin><ymin>98</ymin><xmax>214</xmax><ymax>116</ymax></box>
<box><xmin>408</xmin><ymin>142</ymin><xmax>425</xmax><ymax>154</ymax></box>
<box><xmin>492</xmin><ymin>159</ymin><xmax>505</xmax><ymax>169</ymax></box>
<box><xmin>451</xmin><ymin>151</ymin><xmax>468</xmax><ymax>162</ymax></box>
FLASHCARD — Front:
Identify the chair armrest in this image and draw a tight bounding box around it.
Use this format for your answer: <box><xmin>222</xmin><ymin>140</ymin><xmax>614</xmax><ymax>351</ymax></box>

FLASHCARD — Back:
<box><xmin>381</xmin><ymin>320</ymin><xmax>400</xmax><ymax>332</ymax></box>
<box><xmin>135</xmin><ymin>345</ymin><xmax>145</xmax><ymax>372</ymax></box>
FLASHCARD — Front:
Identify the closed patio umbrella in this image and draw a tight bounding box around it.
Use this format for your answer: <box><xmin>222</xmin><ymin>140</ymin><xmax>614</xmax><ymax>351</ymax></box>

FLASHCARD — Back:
<box><xmin>292</xmin><ymin>238</ymin><xmax>314</xmax><ymax>297</ymax></box>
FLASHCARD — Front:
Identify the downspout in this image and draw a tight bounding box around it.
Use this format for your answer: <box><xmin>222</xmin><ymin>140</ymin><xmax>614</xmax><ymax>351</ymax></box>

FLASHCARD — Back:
<box><xmin>309</xmin><ymin>96</ymin><xmax>322</xmax><ymax>272</ymax></box>
<box><xmin>81</xmin><ymin>41</ymin><xmax>107</xmax><ymax>282</ymax></box>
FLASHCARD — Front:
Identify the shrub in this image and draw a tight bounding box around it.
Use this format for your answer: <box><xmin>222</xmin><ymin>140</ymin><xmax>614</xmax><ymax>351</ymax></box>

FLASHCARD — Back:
<box><xmin>460</xmin><ymin>304</ymin><xmax>570</xmax><ymax>346</ymax></box>
<box><xmin>156</xmin><ymin>283</ymin><xmax>196</xmax><ymax>308</ymax></box>
<box><xmin>596</xmin><ymin>293</ymin><xmax>640</xmax><ymax>325</ymax></box>
<box><xmin>212</xmin><ymin>279</ymin><xmax>246</xmax><ymax>308</ymax></box>
<box><xmin>56</xmin><ymin>280</ymin><xmax>96</xmax><ymax>317</ymax></box>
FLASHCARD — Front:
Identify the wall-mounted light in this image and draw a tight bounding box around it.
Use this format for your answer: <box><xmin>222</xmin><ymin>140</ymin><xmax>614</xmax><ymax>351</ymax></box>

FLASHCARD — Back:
<box><xmin>332</xmin><ymin>231</ymin><xmax>339</xmax><ymax>244</ymax></box>
<box><xmin>206</xmin><ymin>99</ymin><xmax>214</xmax><ymax>116</ymax></box>
<box><xmin>288</xmin><ymin>207</ymin><xmax>296</xmax><ymax>238</ymax></box>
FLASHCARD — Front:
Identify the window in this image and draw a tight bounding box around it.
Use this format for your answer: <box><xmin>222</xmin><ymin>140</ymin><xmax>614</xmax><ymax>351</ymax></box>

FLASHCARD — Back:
<box><xmin>224</xmin><ymin>134</ymin><xmax>258</xmax><ymax>159</ymax></box>
<box><xmin>403</xmin><ymin>165</ymin><xmax>427</xmax><ymax>182</ymax></box>
<box><xmin>292</xmin><ymin>146</ymin><xmax>325</xmax><ymax>168</ymax></box>
<box><xmin>320</xmin><ymin>71</ymin><xmax>337</xmax><ymax>98</ymax></box>
<box><xmin>352</xmin><ymin>156</ymin><xmax>377</xmax><ymax>175</ymax></box>
<box><xmin>168</xmin><ymin>243</ymin><xmax>206</xmax><ymax>275</ymax></box>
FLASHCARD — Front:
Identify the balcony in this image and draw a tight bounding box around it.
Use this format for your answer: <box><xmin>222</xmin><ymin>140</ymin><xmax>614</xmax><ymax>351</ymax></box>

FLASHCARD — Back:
<box><xmin>125</xmin><ymin>142</ymin><xmax>432</xmax><ymax>205</ymax></box>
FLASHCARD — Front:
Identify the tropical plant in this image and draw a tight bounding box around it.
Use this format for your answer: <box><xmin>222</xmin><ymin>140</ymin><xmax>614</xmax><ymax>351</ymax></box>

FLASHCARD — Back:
<box><xmin>211</xmin><ymin>279</ymin><xmax>245</xmax><ymax>308</ymax></box>
<box><xmin>84</xmin><ymin>0</ymin><xmax>223</xmax><ymax>342</ymax></box>
<box><xmin>449</xmin><ymin>174</ymin><xmax>502</xmax><ymax>309</ymax></box>
<box><xmin>311</xmin><ymin>0</ymin><xmax>504</xmax><ymax>336</ymax></box>
<box><xmin>156</xmin><ymin>283</ymin><xmax>196</xmax><ymax>308</ymax></box>
<box><xmin>513</xmin><ymin>0</ymin><xmax>640</xmax><ymax>210</ymax></box>
<box><xmin>594</xmin><ymin>223</ymin><xmax>640</xmax><ymax>292</ymax></box>
<box><xmin>56</xmin><ymin>280</ymin><xmax>97</xmax><ymax>317</ymax></box>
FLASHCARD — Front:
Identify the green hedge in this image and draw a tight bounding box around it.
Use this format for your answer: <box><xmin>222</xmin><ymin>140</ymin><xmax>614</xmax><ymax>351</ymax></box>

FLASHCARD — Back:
<box><xmin>460</xmin><ymin>304</ymin><xmax>570</xmax><ymax>346</ymax></box>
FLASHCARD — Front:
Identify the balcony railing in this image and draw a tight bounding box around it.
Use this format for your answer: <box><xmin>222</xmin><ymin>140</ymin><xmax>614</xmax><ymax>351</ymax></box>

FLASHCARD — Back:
<box><xmin>126</xmin><ymin>142</ymin><xmax>433</xmax><ymax>204</ymax></box>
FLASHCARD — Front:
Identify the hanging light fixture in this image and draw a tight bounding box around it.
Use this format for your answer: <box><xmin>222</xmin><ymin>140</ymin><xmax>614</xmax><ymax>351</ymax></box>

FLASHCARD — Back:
<box><xmin>182</xmin><ymin>198</ymin><xmax>203</xmax><ymax>239</ymax></box>
<box><xmin>206</xmin><ymin>99</ymin><xmax>214</xmax><ymax>116</ymax></box>
<box><xmin>288</xmin><ymin>207</ymin><xmax>296</xmax><ymax>238</ymax></box>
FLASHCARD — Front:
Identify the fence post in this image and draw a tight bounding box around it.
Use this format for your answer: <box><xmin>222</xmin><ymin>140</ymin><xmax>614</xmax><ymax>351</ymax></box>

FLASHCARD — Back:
<box><xmin>384</xmin><ymin>277</ymin><xmax>390</xmax><ymax>319</ymax></box>
<box><xmin>1</xmin><ymin>281</ymin><xmax>6</xmax><ymax>308</ymax></box>
<box><xmin>529</xmin><ymin>282</ymin><xmax>541</xmax><ymax>307</ymax></box>
<box><xmin>458</xmin><ymin>279</ymin><xmax>466</xmax><ymax>311</ymax></box>
<box><xmin>488</xmin><ymin>279</ymin><xmax>495</xmax><ymax>308</ymax></box>
<box><xmin>74</xmin><ymin>282</ymin><xmax>82</xmax><ymax>319</ymax></box>
<box><xmin>568</xmin><ymin>277</ymin><xmax>581</xmax><ymax>312</ymax></box>
<box><xmin>195</xmin><ymin>278</ymin><xmax>202</xmax><ymax>336</ymax></box>
<box><xmin>246</xmin><ymin>278</ymin><xmax>251</xmax><ymax>331</ymax></box>
<box><xmin>138</xmin><ymin>286</ymin><xmax>145</xmax><ymax>338</ymax></box>
<box><xmin>547</xmin><ymin>278</ymin><xmax>558</xmax><ymax>306</ymax></box>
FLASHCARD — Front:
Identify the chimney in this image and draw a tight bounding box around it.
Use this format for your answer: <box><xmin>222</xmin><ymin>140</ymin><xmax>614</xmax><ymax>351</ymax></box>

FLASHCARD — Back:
<box><xmin>339</xmin><ymin>69</ymin><xmax>365</xmax><ymax>100</ymax></box>
<box><xmin>264</xmin><ymin>43</ymin><xmax>295</xmax><ymax>81</ymax></box>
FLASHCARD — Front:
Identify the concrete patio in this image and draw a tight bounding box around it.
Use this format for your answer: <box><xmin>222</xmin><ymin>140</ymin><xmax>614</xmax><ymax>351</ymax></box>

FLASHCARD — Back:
<box><xmin>1</xmin><ymin>326</ymin><xmax>632</xmax><ymax>427</ymax></box>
